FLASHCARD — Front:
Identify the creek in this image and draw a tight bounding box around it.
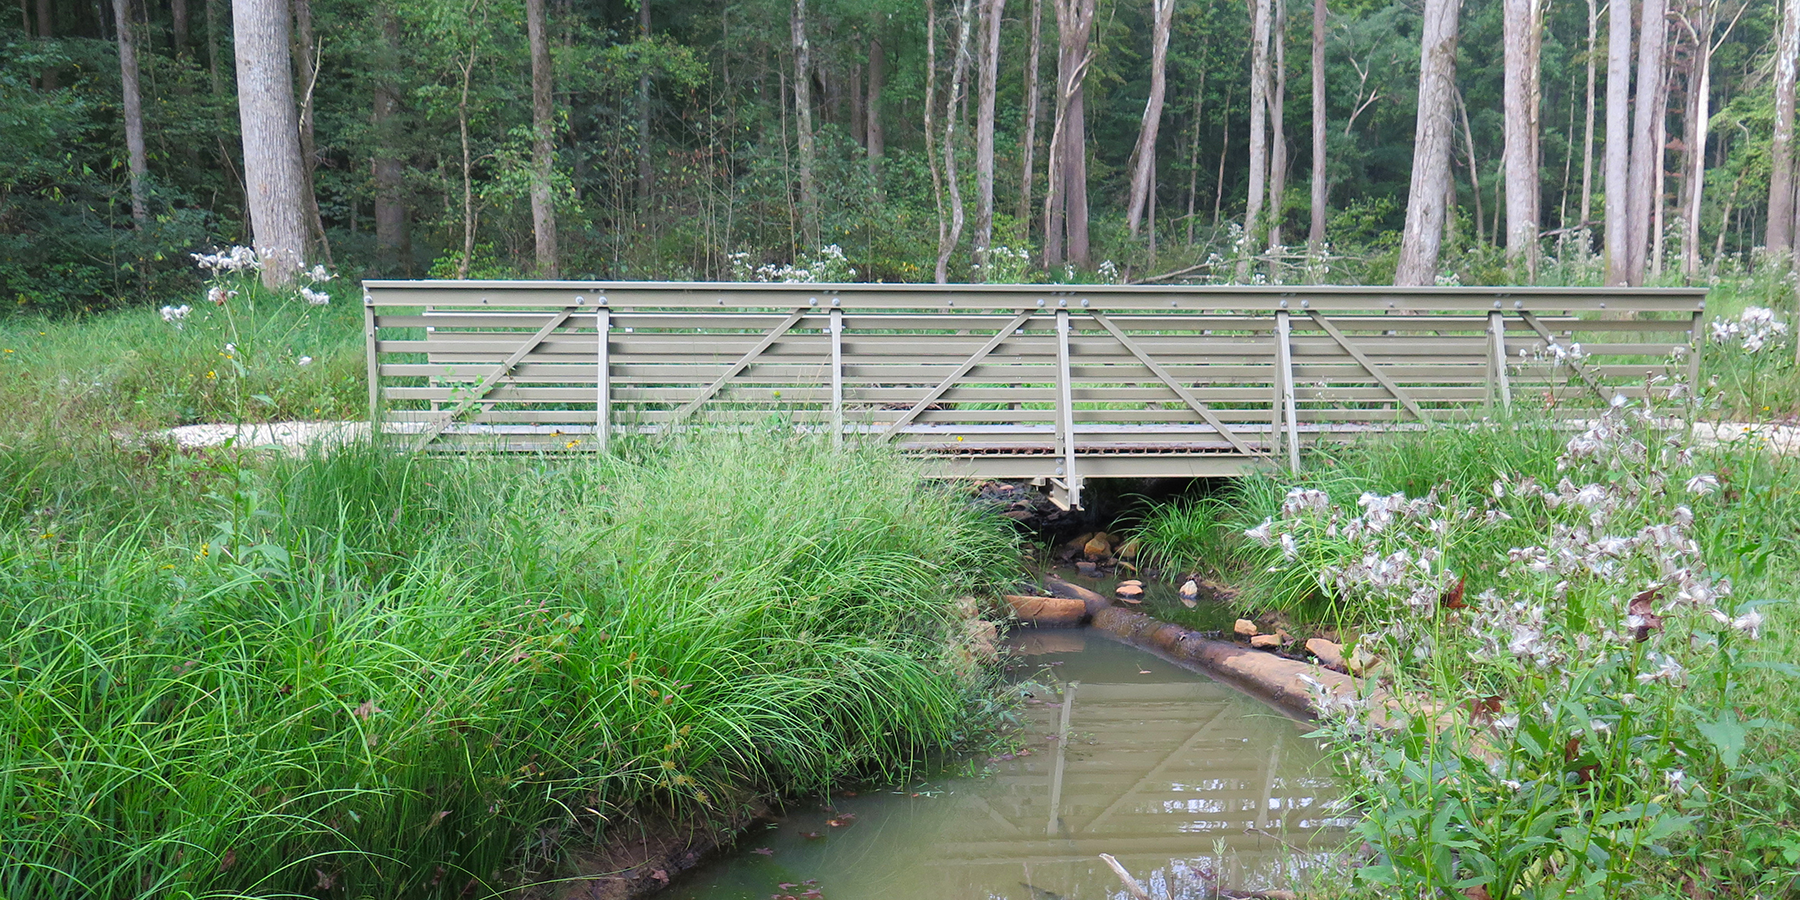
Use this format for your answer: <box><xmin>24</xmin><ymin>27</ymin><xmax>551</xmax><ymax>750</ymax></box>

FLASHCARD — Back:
<box><xmin>663</xmin><ymin>629</ymin><xmax>1348</xmax><ymax>900</ymax></box>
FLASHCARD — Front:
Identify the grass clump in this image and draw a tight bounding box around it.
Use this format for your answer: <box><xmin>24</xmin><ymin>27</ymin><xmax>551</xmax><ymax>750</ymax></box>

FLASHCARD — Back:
<box><xmin>0</xmin><ymin>432</ymin><xmax>1016</xmax><ymax>898</ymax></box>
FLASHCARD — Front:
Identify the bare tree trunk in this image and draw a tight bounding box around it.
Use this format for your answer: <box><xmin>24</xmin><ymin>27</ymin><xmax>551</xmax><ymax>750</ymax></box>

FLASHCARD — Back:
<box><xmin>927</xmin><ymin>0</ymin><xmax>947</xmax><ymax>267</ymax></box>
<box><xmin>1457</xmin><ymin>88</ymin><xmax>1484</xmax><ymax>246</ymax></box>
<box><xmin>1268</xmin><ymin>0</ymin><xmax>1288</xmax><ymax>251</ymax></box>
<box><xmin>1213</xmin><ymin>89</ymin><xmax>1231</xmax><ymax>228</ymax></box>
<box><xmin>1680</xmin><ymin>5</ymin><xmax>1716</xmax><ymax>280</ymax></box>
<box><xmin>112</xmin><ymin>0</ymin><xmax>148</xmax><ymax>227</ymax></box>
<box><xmin>1125</xmin><ymin>0</ymin><xmax>1175</xmax><ymax>236</ymax></box>
<box><xmin>1018</xmin><ymin>0</ymin><xmax>1042</xmax><ymax>242</ymax></box>
<box><xmin>1603</xmin><ymin>0</ymin><xmax>1631</xmax><ymax>283</ymax></box>
<box><xmin>373</xmin><ymin>10</ymin><xmax>409</xmax><ymax>275</ymax></box>
<box><xmin>172</xmin><ymin>0</ymin><xmax>189</xmax><ymax>55</ymax></box>
<box><xmin>456</xmin><ymin>30</ymin><xmax>479</xmax><ymax>279</ymax></box>
<box><xmin>937</xmin><ymin>0</ymin><xmax>974</xmax><ymax>283</ymax></box>
<box><xmin>792</xmin><ymin>0</ymin><xmax>819</xmax><ymax>248</ymax></box>
<box><xmin>1238</xmin><ymin>0</ymin><xmax>1271</xmax><ymax>279</ymax></box>
<box><xmin>233</xmin><ymin>0</ymin><xmax>309</xmax><ymax>286</ymax></box>
<box><xmin>973</xmin><ymin>0</ymin><xmax>1005</xmax><ymax>267</ymax></box>
<box><xmin>1392</xmin><ymin>0</ymin><xmax>1458</xmax><ymax>286</ymax></box>
<box><xmin>1768</xmin><ymin>0</ymin><xmax>1799</xmax><ymax>258</ymax></box>
<box><xmin>1308</xmin><ymin>0</ymin><xmax>1327</xmax><ymax>251</ymax></box>
<box><xmin>1578</xmin><ymin>0</ymin><xmax>1597</xmax><ymax>235</ymax></box>
<box><xmin>1502</xmin><ymin>0</ymin><xmax>1541</xmax><ymax>279</ymax></box>
<box><xmin>1651</xmin><ymin>61</ymin><xmax>1668</xmax><ymax>279</ymax></box>
<box><xmin>637</xmin><ymin>0</ymin><xmax>652</xmax><ymax>202</ymax></box>
<box><xmin>866</xmin><ymin>27</ymin><xmax>884</xmax><ymax>184</ymax></box>
<box><xmin>1625</xmin><ymin>0</ymin><xmax>1668</xmax><ymax>284</ymax></box>
<box><xmin>1187</xmin><ymin>69</ymin><xmax>1205</xmax><ymax>246</ymax></box>
<box><xmin>527</xmin><ymin>0</ymin><xmax>559</xmax><ymax>277</ymax></box>
<box><xmin>1044</xmin><ymin>0</ymin><xmax>1095</xmax><ymax>268</ymax></box>
<box><xmin>37</xmin><ymin>0</ymin><xmax>55</xmax><ymax>90</ymax></box>
<box><xmin>291</xmin><ymin>0</ymin><xmax>331</xmax><ymax>265</ymax></box>
<box><xmin>204</xmin><ymin>0</ymin><xmax>222</xmax><ymax>98</ymax></box>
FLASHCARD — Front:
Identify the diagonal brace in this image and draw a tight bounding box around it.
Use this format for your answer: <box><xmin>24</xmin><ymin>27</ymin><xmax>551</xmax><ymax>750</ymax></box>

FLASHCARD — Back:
<box><xmin>664</xmin><ymin>308</ymin><xmax>808</xmax><ymax>428</ymax></box>
<box><xmin>410</xmin><ymin>306</ymin><xmax>575</xmax><ymax>451</ymax></box>
<box><xmin>1306</xmin><ymin>310</ymin><xmax>1432</xmax><ymax>423</ymax></box>
<box><xmin>1090</xmin><ymin>312</ymin><xmax>1261</xmax><ymax>457</ymax></box>
<box><xmin>879</xmin><ymin>310</ymin><xmax>1035</xmax><ymax>440</ymax></box>
<box><xmin>1518</xmin><ymin>311</ymin><xmax>1611</xmax><ymax>404</ymax></box>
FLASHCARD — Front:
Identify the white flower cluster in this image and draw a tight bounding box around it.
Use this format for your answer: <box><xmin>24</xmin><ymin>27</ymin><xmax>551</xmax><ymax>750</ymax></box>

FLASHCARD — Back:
<box><xmin>191</xmin><ymin>246</ymin><xmax>261</xmax><ymax>272</ymax></box>
<box><xmin>731</xmin><ymin>245</ymin><xmax>857</xmax><ymax>283</ymax></box>
<box><xmin>1709</xmin><ymin>306</ymin><xmax>1788</xmax><ymax>354</ymax></box>
<box><xmin>159</xmin><ymin>304</ymin><xmax>191</xmax><ymax>328</ymax></box>
<box><xmin>1096</xmin><ymin>260</ymin><xmax>1121</xmax><ymax>284</ymax></box>
<box><xmin>299</xmin><ymin>287</ymin><xmax>331</xmax><ymax>306</ymax></box>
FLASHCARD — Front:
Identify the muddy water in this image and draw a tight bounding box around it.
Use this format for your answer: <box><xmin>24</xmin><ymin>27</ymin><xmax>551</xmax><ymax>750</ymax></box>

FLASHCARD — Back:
<box><xmin>665</xmin><ymin>631</ymin><xmax>1347</xmax><ymax>900</ymax></box>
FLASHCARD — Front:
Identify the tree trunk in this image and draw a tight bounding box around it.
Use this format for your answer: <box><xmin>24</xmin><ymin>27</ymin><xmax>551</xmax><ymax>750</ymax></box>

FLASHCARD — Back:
<box><xmin>1187</xmin><ymin>69</ymin><xmax>1205</xmax><ymax>246</ymax></box>
<box><xmin>1457</xmin><ymin>88</ymin><xmax>1484</xmax><ymax>246</ymax></box>
<box><xmin>456</xmin><ymin>29</ymin><xmax>479</xmax><ymax>279</ymax></box>
<box><xmin>205</xmin><ymin>0</ymin><xmax>223</xmax><ymax>99</ymax></box>
<box><xmin>1018</xmin><ymin>0</ymin><xmax>1042</xmax><ymax>242</ymax></box>
<box><xmin>1239</xmin><ymin>0</ymin><xmax>1271</xmax><ymax>279</ymax></box>
<box><xmin>1044</xmin><ymin>0</ymin><xmax>1095</xmax><ymax>268</ymax></box>
<box><xmin>233</xmin><ymin>0</ymin><xmax>309</xmax><ymax>286</ymax></box>
<box><xmin>373</xmin><ymin>11</ymin><xmax>409</xmax><ymax>275</ymax></box>
<box><xmin>1392</xmin><ymin>0</ymin><xmax>1458</xmax><ymax>286</ymax></box>
<box><xmin>1268</xmin><ymin>0</ymin><xmax>1288</xmax><ymax>251</ymax></box>
<box><xmin>291</xmin><ymin>0</ymin><xmax>331</xmax><ymax>265</ymax></box>
<box><xmin>936</xmin><ymin>0</ymin><xmax>974</xmax><ymax>283</ymax></box>
<box><xmin>1213</xmin><ymin>89</ymin><xmax>1231</xmax><ymax>228</ymax></box>
<box><xmin>637</xmin><ymin>0</ymin><xmax>652</xmax><ymax>202</ymax></box>
<box><xmin>112</xmin><ymin>0</ymin><xmax>148</xmax><ymax>227</ymax></box>
<box><xmin>1651</xmin><ymin>61</ymin><xmax>1668</xmax><ymax>279</ymax></box>
<box><xmin>1502</xmin><ymin>0</ymin><xmax>1541</xmax><ymax>278</ymax></box>
<box><xmin>527</xmin><ymin>0</ymin><xmax>559</xmax><ymax>277</ymax></box>
<box><xmin>973</xmin><ymin>0</ymin><xmax>1004</xmax><ymax>268</ymax></box>
<box><xmin>1578</xmin><ymin>0</ymin><xmax>1596</xmax><ymax>235</ymax></box>
<box><xmin>172</xmin><ymin>0</ymin><xmax>189</xmax><ymax>56</ymax></box>
<box><xmin>37</xmin><ymin>0</ymin><xmax>55</xmax><ymax>90</ymax></box>
<box><xmin>927</xmin><ymin>0</ymin><xmax>947</xmax><ymax>268</ymax></box>
<box><xmin>1680</xmin><ymin>5</ymin><xmax>1713</xmax><ymax>281</ymax></box>
<box><xmin>1768</xmin><ymin>0</ymin><xmax>1799</xmax><ymax>258</ymax></box>
<box><xmin>1125</xmin><ymin>0</ymin><xmax>1175</xmax><ymax>236</ymax></box>
<box><xmin>866</xmin><ymin>28</ymin><xmax>884</xmax><ymax>184</ymax></box>
<box><xmin>1603</xmin><ymin>0</ymin><xmax>1631</xmax><ymax>283</ymax></box>
<box><xmin>792</xmin><ymin>0</ymin><xmax>819</xmax><ymax>248</ymax></box>
<box><xmin>1308</xmin><ymin>0</ymin><xmax>1327</xmax><ymax>251</ymax></box>
<box><xmin>1625</xmin><ymin>0</ymin><xmax>1668</xmax><ymax>284</ymax></box>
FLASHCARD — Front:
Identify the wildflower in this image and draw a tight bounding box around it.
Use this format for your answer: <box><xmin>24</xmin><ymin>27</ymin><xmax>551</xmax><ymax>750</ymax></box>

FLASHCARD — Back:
<box><xmin>1665</xmin><ymin>768</ymin><xmax>1687</xmax><ymax>794</ymax></box>
<box><xmin>300</xmin><ymin>287</ymin><xmax>331</xmax><ymax>306</ymax></box>
<box><xmin>1684</xmin><ymin>473</ymin><xmax>1719</xmax><ymax>496</ymax></box>
<box><xmin>159</xmin><ymin>304</ymin><xmax>192</xmax><ymax>328</ymax></box>
<box><xmin>1244</xmin><ymin>518</ymin><xmax>1275</xmax><ymax>546</ymax></box>
<box><xmin>1728</xmin><ymin>608</ymin><xmax>1764</xmax><ymax>640</ymax></box>
<box><xmin>207</xmin><ymin>286</ymin><xmax>237</xmax><ymax>305</ymax></box>
<box><xmin>1573</xmin><ymin>484</ymin><xmax>1607</xmax><ymax>508</ymax></box>
<box><xmin>1636</xmin><ymin>653</ymin><xmax>1685</xmax><ymax>684</ymax></box>
<box><xmin>308</xmin><ymin>264</ymin><xmax>333</xmax><ymax>282</ymax></box>
<box><xmin>1279</xmin><ymin>532</ymin><xmax>1298</xmax><ymax>561</ymax></box>
<box><xmin>1501</xmin><ymin>778</ymin><xmax>1523</xmax><ymax>791</ymax></box>
<box><xmin>297</xmin><ymin>356</ymin><xmax>313</xmax><ymax>366</ymax></box>
<box><xmin>191</xmin><ymin>245</ymin><xmax>261</xmax><ymax>272</ymax></box>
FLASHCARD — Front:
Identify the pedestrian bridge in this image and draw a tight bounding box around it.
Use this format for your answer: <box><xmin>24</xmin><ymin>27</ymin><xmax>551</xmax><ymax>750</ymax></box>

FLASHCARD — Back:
<box><xmin>362</xmin><ymin>281</ymin><xmax>1705</xmax><ymax>508</ymax></box>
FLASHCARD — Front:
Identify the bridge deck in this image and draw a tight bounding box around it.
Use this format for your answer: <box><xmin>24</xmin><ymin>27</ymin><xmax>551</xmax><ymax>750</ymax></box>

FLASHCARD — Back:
<box><xmin>363</xmin><ymin>281</ymin><xmax>1705</xmax><ymax>508</ymax></box>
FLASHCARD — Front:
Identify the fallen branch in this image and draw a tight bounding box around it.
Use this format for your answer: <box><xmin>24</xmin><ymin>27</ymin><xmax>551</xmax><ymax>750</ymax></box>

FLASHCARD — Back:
<box><xmin>1098</xmin><ymin>853</ymin><xmax>1152</xmax><ymax>900</ymax></box>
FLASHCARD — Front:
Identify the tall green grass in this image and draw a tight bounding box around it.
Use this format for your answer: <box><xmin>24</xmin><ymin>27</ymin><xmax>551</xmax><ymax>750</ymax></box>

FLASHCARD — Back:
<box><xmin>0</xmin><ymin>433</ymin><xmax>1015</xmax><ymax>898</ymax></box>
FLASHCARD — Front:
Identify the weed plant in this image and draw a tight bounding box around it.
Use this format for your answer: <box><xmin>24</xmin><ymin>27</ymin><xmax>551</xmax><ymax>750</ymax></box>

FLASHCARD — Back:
<box><xmin>0</xmin><ymin>432</ymin><xmax>1016</xmax><ymax>898</ymax></box>
<box><xmin>1134</xmin><ymin>398</ymin><xmax>1800</xmax><ymax>895</ymax></box>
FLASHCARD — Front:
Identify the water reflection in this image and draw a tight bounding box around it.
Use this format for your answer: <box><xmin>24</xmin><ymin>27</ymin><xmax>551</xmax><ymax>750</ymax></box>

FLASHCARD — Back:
<box><xmin>664</xmin><ymin>631</ymin><xmax>1347</xmax><ymax>900</ymax></box>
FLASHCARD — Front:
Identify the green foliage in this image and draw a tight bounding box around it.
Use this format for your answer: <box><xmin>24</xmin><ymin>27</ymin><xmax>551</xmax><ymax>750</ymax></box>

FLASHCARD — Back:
<box><xmin>0</xmin><ymin>432</ymin><xmax>1017</xmax><ymax>898</ymax></box>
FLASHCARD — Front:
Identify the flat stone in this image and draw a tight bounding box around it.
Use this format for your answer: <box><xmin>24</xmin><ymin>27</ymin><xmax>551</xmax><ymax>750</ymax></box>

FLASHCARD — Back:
<box><xmin>1045</xmin><ymin>574</ymin><xmax>1112</xmax><ymax>616</ymax></box>
<box><xmin>1074</xmin><ymin>560</ymin><xmax>1102</xmax><ymax>577</ymax></box>
<box><xmin>1250</xmin><ymin>634</ymin><xmax>1282</xmax><ymax>650</ymax></box>
<box><xmin>1305</xmin><ymin>638</ymin><xmax>1346</xmax><ymax>671</ymax></box>
<box><xmin>1003</xmin><ymin>594</ymin><xmax>1087</xmax><ymax>627</ymax></box>
<box><xmin>1114</xmin><ymin>583</ymin><xmax>1145</xmax><ymax>601</ymax></box>
<box><xmin>1233</xmin><ymin>618</ymin><xmax>1259</xmax><ymax>638</ymax></box>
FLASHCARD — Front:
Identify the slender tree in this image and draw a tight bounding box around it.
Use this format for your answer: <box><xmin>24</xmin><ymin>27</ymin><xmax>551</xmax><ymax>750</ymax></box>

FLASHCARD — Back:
<box><xmin>1603</xmin><ymin>0</ymin><xmax>1631</xmax><ymax>283</ymax></box>
<box><xmin>936</xmin><ymin>0</ymin><xmax>974</xmax><ymax>283</ymax></box>
<box><xmin>1768</xmin><ymin>0</ymin><xmax>1799</xmax><ymax>258</ymax></box>
<box><xmin>636</xmin><ymin>0</ymin><xmax>652</xmax><ymax>202</ymax></box>
<box><xmin>1018</xmin><ymin>0</ymin><xmax>1042</xmax><ymax>242</ymax></box>
<box><xmin>1624</xmin><ymin>0</ymin><xmax>1668</xmax><ymax>284</ymax></box>
<box><xmin>372</xmin><ymin>10</ymin><xmax>410</xmax><ymax>275</ymax></box>
<box><xmin>973</xmin><ymin>0</ymin><xmax>1005</xmax><ymax>268</ymax></box>
<box><xmin>36</xmin><ymin>0</ymin><xmax>55</xmax><ymax>90</ymax></box>
<box><xmin>1125</xmin><ymin>0</ymin><xmax>1175</xmax><ymax>237</ymax></box>
<box><xmin>527</xmin><ymin>0</ymin><xmax>559</xmax><ymax>277</ymax></box>
<box><xmin>292</xmin><ymin>0</ymin><xmax>331</xmax><ymax>265</ymax></box>
<box><xmin>1308</xmin><ymin>0</ymin><xmax>1327</xmax><ymax>251</ymax></box>
<box><xmin>1392</xmin><ymin>0</ymin><xmax>1459</xmax><ymax>285</ymax></box>
<box><xmin>1577</xmin><ymin>0</ymin><xmax>1597</xmax><ymax>235</ymax></box>
<box><xmin>792</xmin><ymin>0</ymin><xmax>819</xmax><ymax>248</ymax></box>
<box><xmin>866</xmin><ymin>25</ymin><xmax>885</xmax><ymax>184</ymax></box>
<box><xmin>1239</xmin><ymin>0</ymin><xmax>1272</xmax><ymax>279</ymax></box>
<box><xmin>111</xmin><ymin>0</ymin><xmax>148</xmax><ymax>227</ymax></box>
<box><xmin>1268</xmin><ymin>0</ymin><xmax>1289</xmax><ymax>250</ymax></box>
<box><xmin>1502</xmin><ymin>0</ymin><xmax>1541</xmax><ymax>278</ymax></box>
<box><xmin>233</xmin><ymin>0</ymin><xmax>309</xmax><ymax>286</ymax></box>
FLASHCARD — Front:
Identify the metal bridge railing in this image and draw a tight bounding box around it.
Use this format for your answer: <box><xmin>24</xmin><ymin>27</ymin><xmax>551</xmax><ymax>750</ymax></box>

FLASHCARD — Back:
<box><xmin>363</xmin><ymin>281</ymin><xmax>1706</xmax><ymax>509</ymax></box>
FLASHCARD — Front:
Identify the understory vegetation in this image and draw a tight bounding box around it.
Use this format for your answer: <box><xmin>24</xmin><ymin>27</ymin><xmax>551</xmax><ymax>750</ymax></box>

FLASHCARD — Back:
<box><xmin>1131</xmin><ymin>319</ymin><xmax>1800</xmax><ymax>896</ymax></box>
<box><xmin>0</xmin><ymin>432</ymin><xmax>1015</xmax><ymax>898</ymax></box>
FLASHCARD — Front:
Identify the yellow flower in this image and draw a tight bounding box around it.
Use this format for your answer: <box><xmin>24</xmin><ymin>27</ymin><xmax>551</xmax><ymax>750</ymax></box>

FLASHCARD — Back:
<box><xmin>205</xmin><ymin>370</ymin><xmax>216</xmax><ymax>379</ymax></box>
<box><xmin>565</xmin><ymin>439</ymin><xmax>580</xmax><ymax>449</ymax></box>
<box><xmin>660</xmin><ymin>760</ymin><xmax>677</xmax><ymax>770</ymax></box>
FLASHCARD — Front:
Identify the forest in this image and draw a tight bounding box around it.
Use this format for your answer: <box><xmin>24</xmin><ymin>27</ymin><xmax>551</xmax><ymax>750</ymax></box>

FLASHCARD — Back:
<box><xmin>1</xmin><ymin>0</ymin><xmax>1793</xmax><ymax>311</ymax></box>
